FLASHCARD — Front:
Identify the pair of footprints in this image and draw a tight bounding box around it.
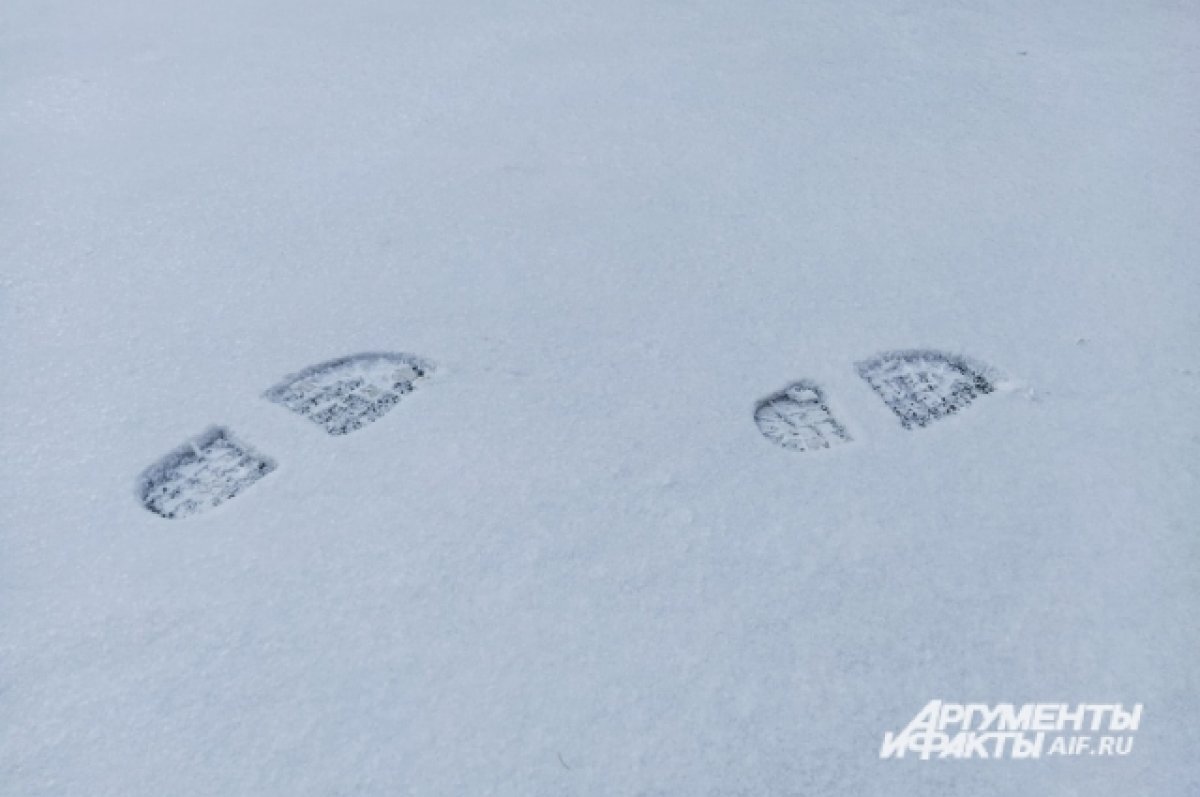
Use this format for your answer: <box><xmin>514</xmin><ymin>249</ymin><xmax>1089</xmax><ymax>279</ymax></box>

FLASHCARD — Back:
<box><xmin>137</xmin><ymin>353</ymin><xmax>433</xmax><ymax>519</ymax></box>
<box><xmin>139</xmin><ymin>348</ymin><xmax>995</xmax><ymax>519</ymax></box>
<box><xmin>755</xmin><ymin>349</ymin><xmax>997</xmax><ymax>452</ymax></box>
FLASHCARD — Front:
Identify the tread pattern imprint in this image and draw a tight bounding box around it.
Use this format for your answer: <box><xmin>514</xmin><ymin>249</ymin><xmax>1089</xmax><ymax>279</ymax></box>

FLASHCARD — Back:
<box><xmin>138</xmin><ymin>427</ymin><xmax>276</xmax><ymax>519</ymax></box>
<box><xmin>264</xmin><ymin>352</ymin><xmax>434</xmax><ymax>436</ymax></box>
<box><xmin>856</xmin><ymin>349</ymin><xmax>995</xmax><ymax>429</ymax></box>
<box><xmin>755</xmin><ymin>381</ymin><xmax>851</xmax><ymax>452</ymax></box>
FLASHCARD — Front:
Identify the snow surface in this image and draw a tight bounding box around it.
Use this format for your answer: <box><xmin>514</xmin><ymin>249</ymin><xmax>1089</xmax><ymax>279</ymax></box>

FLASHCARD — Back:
<box><xmin>2</xmin><ymin>0</ymin><xmax>1198</xmax><ymax>794</ymax></box>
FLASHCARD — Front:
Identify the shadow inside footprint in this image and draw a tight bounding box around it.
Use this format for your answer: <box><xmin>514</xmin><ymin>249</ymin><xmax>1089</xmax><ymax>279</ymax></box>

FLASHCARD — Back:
<box><xmin>138</xmin><ymin>426</ymin><xmax>276</xmax><ymax>519</ymax></box>
<box><xmin>755</xmin><ymin>381</ymin><xmax>851</xmax><ymax>452</ymax></box>
<box><xmin>856</xmin><ymin>349</ymin><xmax>995</xmax><ymax>429</ymax></box>
<box><xmin>264</xmin><ymin>352</ymin><xmax>434</xmax><ymax>436</ymax></box>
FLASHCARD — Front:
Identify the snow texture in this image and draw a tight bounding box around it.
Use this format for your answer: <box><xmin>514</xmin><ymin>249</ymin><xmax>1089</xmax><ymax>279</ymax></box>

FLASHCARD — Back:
<box><xmin>856</xmin><ymin>350</ymin><xmax>995</xmax><ymax>429</ymax></box>
<box><xmin>264</xmin><ymin>352</ymin><xmax>433</xmax><ymax>436</ymax></box>
<box><xmin>137</xmin><ymin>427</ymin><xmax>276</xmax><ymax>519</ymax></box>
<box><xmin>2</xmin><ymin>1</ymin><xmax>1197</xmax><ymax>795</ymax></box>
<box><xmin>755</xmin><ymin>381</ymin><xmax>851</xmax><ymax>452</ymax></box>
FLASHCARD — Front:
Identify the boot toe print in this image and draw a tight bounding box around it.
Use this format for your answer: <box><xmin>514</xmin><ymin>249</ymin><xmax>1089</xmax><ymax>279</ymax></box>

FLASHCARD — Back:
<box><xmin>856</xmin><ymin>350</ymin><xmax>995</xmax><ymax>429</ymax></box>
<box><xmin>264</xmin><ymin>352</ymin><xmax>434</xmax><ymax>436</ymax></box>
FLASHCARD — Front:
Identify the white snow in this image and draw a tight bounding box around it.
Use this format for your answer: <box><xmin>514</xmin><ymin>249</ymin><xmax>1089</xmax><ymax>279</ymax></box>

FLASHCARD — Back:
<box><xmin>2</xmin><ymin>1</ymin><xmax>1197</xmax><ymax>794</ymax></box>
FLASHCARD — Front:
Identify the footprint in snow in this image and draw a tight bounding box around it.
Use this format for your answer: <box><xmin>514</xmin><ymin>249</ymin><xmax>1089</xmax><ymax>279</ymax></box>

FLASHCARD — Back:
<box><xmin>264</xmin><ymin>352</ymin><xmax>434</xmax><ymax>436</ymax></box>
<box><xmin>758</xmin><ymin>350</ymin><xmax>1000</xmax><ymax>450</ymax></box>
<box><xmin>137</xmin><ymin>426</ymin><xmax>276</xmax><ymax>519</ymax></box>
<box><xmin>137</xmin><ymin>351</ymin><xmax>434</xmax><ymax>518</ymax></box>
<box><xmin>755</xmin><ymin>381</ymin><xmax>852</xmax><ymax>452</ymax></box>
<box><xmin>856</xmin><ymin>349</ymin><xmax>995</xmax><ymax>429</ymax></box>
